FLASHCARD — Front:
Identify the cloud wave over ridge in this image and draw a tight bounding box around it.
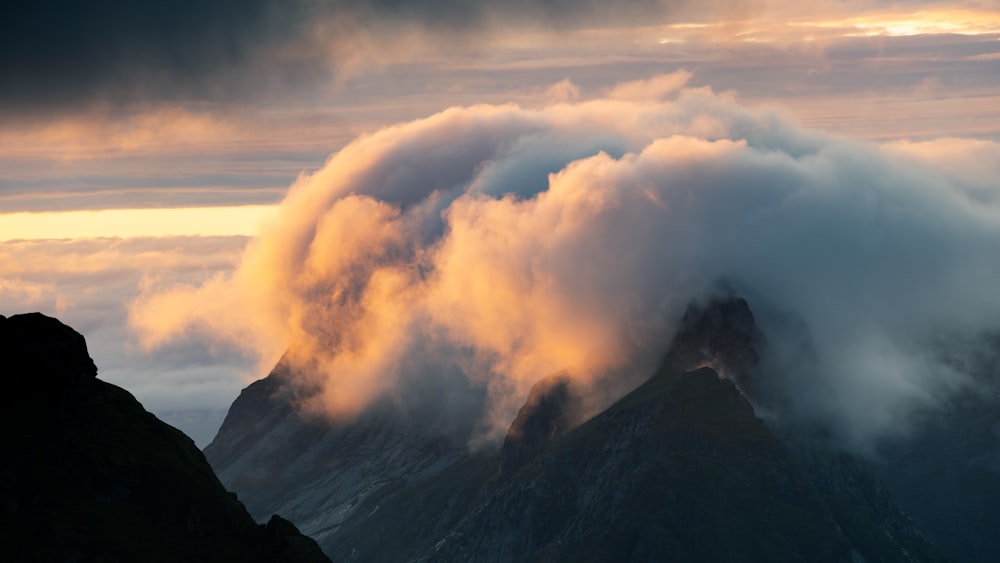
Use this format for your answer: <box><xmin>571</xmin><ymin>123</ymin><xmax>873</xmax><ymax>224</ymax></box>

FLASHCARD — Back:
<box><xmin>130</xmin><ymin>76</ymin><xmax>1000</xmax><ymax>450</ymax></box>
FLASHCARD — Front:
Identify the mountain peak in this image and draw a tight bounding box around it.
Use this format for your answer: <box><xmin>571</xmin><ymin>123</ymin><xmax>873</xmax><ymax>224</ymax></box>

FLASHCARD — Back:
<box><xmin>418</xmin><ymin>362</ymin><xmax>945</xmax><ymax>562</ymax></box>
<box><xmin>662</xmin><ymin>296</ymin><xmax>763</xmax><ymax>390</ymax></box>
<box><xmin>1</xmin><ymin>312</ymin><xmax>98</xmax><ymax>393</ymax></box>
<box><xmin>500</xmin><ymin>372</ymin><xmax>580</xmax><ymax>475</ymax></box>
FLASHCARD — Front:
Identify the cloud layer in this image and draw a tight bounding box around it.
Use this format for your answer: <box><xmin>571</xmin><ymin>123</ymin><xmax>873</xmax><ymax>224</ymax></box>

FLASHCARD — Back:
<box><xmin>0</xmin><ymin>236</ymin><xmax>254</xmax><ymax>445</ymax></box>
<box><xmin>15</xmin><ymin>0</ymin><xmax>989</xmax><ymax>119</ymax></box>
<box><xmin>130</xmin><ymin>77</ymin><xmax>1000</xmax><ymax>450</ymax></box>
<box><xmin>0</xmin><ymin>0</ymin><xmax>716</xmax><ymax>118</ymax></box>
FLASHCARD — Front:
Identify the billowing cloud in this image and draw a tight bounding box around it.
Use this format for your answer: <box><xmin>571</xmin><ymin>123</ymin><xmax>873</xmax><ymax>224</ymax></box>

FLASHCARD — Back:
<box><xmin>606</xmin><ymin>71</ymin><xmax>693</xmax><ymax>101</ymax></box>
<box><xmin>130</xmin><ymin>77</ymin><xmax>1000</xmax><ymax>451</ymax></box>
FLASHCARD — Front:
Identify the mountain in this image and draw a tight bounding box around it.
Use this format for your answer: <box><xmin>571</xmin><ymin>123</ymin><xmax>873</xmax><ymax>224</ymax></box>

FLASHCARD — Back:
<box><xmin>874</xmin><ymin>333</ymin><xmax>1000</xmax><ymax>563</ymax></box>
<box><xmin>662</xmin><ymin>298</ymin><xmax>1000</xmax><ymax>562</ymax></box>
<box><xmin>0</xmin><ymin>313</ymin><xmax>330</xmax><ymax>563</ymax></box>
<box><xmin>208</xmin><ymin>296</ymin><xmax>948</xmax><ymax>562</ymax></box>
<box><xmin>203</xmin><ymin>358</ymin><xmax>473</xmax><ymax>547</ymax></box>
<box><xmin>331</xmin><ymin>298</ymin><xmax>945</xmax><ymax>562</ymax></box>
<box><xmin>498</xmin><ymin>372</ymin><xmax>582</xmax><ymax>477</ymax></box>
<box><xmin>332</xmin><ymin>363</ymin><xmax>947</xmax><ymax>562</ymax></box>
<box><xmin>463</xmin><ymin>368</ymin><xmax>947</xmax><ymax>561</ymax></box>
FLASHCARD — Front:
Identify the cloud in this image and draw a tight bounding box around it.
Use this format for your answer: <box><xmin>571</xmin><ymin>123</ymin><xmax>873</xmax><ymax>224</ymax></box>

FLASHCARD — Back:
<box><xmin>0</xmin><ymin>0</ymin><xmax>689</xmax><ymax>117</ymax></box>
<box><xmin>0</xmin><ymin>236</ymin><xmax>255</xmax><ymax>443</ymax></box>
<box><xmin>0</xmin><ymin>0</ymin><xmax>297</xmax><ymax>119</ymax></box>
<box><xmin>882</xmin><ymin>137</ymin><xmax>1000</xmax><ymax>206</ymax></box>
<box><xmin>130</xmin><ymin>79</ymin><xmax>1000</xmax><ymax>451</ymax></box>
<box><xmin>606</xmin><ymin>71</ymin><xmax>694</xmax><ymax>101</ymax></box>
<box><xmin>5</xmin><ymin>0</ymin><xmax>871</xmax><ymax>118</ymax></box>
<box><xmin>0</xmin><ymin>107</ymin><xmax>248</xmax><ymax>159</ymax></box>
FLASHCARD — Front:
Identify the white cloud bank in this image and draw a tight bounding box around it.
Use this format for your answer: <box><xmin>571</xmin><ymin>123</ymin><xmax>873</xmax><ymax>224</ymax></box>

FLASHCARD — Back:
<box><xmin>130</xmin><ymin>75</ymin><xmax>1000</xmax><ymax>451</ymax></box>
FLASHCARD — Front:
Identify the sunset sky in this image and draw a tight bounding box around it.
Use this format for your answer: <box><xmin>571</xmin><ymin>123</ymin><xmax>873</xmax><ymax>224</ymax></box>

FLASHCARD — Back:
<box><xmin>3</xmin><ymin>0</ymin><xmax>1000</xmax><ymax>445</ymax></box>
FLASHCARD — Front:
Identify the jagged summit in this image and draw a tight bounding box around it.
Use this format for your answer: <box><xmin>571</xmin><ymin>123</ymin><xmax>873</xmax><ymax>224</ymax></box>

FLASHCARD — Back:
<box><xmin>662</xmin><ymin>295</ymin><xmax>765</xmax><ymax>391</ymax></box>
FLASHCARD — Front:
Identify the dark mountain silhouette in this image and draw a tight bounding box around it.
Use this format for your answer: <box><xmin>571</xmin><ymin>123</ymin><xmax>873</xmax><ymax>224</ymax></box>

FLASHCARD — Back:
<box><xmin>208</xmin><ymin>297</ymin><xmax>948</xmax><ymax>562</ymax></box>
<box><xmin>0</xmin><ymin>313</ymin><xmax>330</xmax><ymax>563</ymax></box>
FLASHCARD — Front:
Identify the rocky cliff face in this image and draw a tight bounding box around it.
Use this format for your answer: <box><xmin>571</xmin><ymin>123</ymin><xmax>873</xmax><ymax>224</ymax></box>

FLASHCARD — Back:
<box><xmin>0</xmin><ymin>313</ymin><xmax>329</xmax><ymax>563</ymax></box>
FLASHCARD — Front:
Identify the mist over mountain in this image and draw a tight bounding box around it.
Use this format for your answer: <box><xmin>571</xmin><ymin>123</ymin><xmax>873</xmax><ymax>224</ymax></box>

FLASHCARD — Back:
<box><xmin>134</xmin><ymin>84</ymin><xmax>1000</xmax><ymax>456</ymax></box>
<box><xmin>0</xmin><ymin>312</ymin><xmax>329</xmax><ymax>563</ymax></box>
<box><xmin>206</xmin><ymin>295</ymin><xmax>988</xmax><ymax>561</ymax></box>
<box><xmin>873</xmin><ymin>332</ymin><xmax>1000</xmax><ymax>563</ymax></box>
<box><xmin>107</xmin><ymin>77</ymin><xmax>1000</xmax><ymax>561</ymax></box>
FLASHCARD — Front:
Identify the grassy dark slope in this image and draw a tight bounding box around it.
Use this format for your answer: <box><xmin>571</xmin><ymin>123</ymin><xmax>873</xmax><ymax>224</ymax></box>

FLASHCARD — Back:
<box><xmin>0</xmin><ymin>313</ymin><xmax>329</xmax><ymax>563</ymax></box>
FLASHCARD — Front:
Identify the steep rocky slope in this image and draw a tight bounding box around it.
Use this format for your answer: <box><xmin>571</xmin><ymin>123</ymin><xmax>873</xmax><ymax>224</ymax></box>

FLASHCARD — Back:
<box><xmin>204</xmin><ymin>360</ymin><xmax>473</xmax><ymax>545</ymax></box>
<box><xmin>333</xmin><ymin>361</ymin><xmax>943</xmax><ymax>562</ymax></box>
<box><xmin>0</xmin><ymin>313</ymin><xmax>329</xmax><ymax>563</ymax></box>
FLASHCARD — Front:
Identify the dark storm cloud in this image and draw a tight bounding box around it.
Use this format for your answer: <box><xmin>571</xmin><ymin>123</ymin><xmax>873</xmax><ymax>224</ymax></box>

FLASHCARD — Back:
<box><xmin>353</xmin><ymin>0</ymin><xmax>675</xmax><ymax>27</ymax></box>
<box><xmin>0</xmin><ymin>0</ymin><xmax>727</xmax><ymax>118</ymax></box>
<box><xmin>0</xmin><ymin>0</ymin><xmax>305</xmax><ymax>118</ymax></box>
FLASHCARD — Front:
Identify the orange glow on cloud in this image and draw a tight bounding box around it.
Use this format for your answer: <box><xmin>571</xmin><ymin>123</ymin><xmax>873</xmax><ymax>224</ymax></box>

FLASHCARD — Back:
<box><xmin>0</xmin><ymin>205</ymin><xmax>277</xmax><ymax>242</ymax></box>
<box><xmin>127</xmin><ymin>78</ymin><xmax>1000</xmax><ymax>447</ymax></box>
<box><xmin>647</xmin><ymin>7</ymin><xmax>1000</xmax><ymax>45</ymax></box>
<box><xmin>807</xmin><ymin>9</ymin><xmax>1000</xmax><ymax>38</ymax></box>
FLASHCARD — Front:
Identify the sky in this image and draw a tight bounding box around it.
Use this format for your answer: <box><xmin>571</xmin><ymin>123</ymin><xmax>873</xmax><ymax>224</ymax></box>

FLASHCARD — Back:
<box><xmin>2</xmin><ymin>0</ymin><xmax>1000</xmax><ymax>447</ymax></box>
